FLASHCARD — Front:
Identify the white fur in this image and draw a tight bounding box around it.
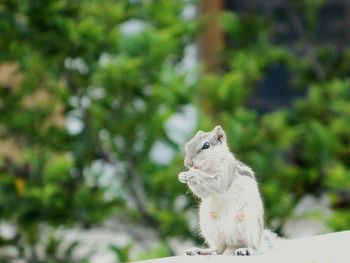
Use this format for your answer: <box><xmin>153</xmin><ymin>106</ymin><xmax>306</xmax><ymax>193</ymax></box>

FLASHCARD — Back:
<box><xmin>198</xmin><ymin>175</ymin><xmax>263</xmax><ymax>254</ymax></box>
<box><xmin>179</xmin><ymin>126</ymin><xmax>276</xmax><ymax>256</ymax></box>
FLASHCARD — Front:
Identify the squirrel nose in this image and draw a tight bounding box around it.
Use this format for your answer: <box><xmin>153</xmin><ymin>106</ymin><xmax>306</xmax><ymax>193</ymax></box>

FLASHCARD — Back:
<box><xmin>185</xmin><ymin>158</ymin><xmax>193</xmax><ymax>168</ymax></box>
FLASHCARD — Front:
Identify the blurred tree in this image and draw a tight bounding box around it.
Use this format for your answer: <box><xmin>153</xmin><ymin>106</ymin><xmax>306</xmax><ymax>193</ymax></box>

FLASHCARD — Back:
<box><xmin>0</xmin><ymin>0</ymin><xmax>198</xmax><ymax>261</ymax></box>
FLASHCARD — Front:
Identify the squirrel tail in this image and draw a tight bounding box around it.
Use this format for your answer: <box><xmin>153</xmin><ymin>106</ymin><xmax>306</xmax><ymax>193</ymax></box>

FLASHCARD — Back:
<box><xmin>258</xmin><ymin>229</ymin><xmax>279</xmax><ymax>253</ymax></box>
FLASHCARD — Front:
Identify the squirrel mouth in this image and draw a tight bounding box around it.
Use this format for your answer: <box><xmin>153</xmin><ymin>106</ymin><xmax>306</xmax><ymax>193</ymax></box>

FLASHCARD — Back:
<box><xmin>192</xmin><ymin>164</ymin><xmax>200</xmax><ymax>169</ymax></box>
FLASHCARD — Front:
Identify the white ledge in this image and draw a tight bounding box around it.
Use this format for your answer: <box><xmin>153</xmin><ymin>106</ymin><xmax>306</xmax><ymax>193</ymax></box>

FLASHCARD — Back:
<box><xmin>136</xmin><ymin>231</ymin><xmax>350</xmax><ymax>263</ymax></box>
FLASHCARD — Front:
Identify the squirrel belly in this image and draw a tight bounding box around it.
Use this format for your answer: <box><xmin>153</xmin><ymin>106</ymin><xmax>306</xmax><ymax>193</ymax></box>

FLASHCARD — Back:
<box><xmin>198</xmin><ymin>175</ymin><xmax>265</xmax><ymax>254</ymax></box>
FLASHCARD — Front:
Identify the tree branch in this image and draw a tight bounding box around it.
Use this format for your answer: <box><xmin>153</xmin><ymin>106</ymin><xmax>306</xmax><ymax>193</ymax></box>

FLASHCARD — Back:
<box><xmin>124</xmin><ymin>151</ymin><xmax>160</xmax><ymax>229</ymax></box>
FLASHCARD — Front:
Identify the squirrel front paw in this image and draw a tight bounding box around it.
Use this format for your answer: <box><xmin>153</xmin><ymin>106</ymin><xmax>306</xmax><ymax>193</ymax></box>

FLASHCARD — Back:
<box><xmin>178</xmin><ymin>171</ymin><xmax>194</xmax><ymax>183</ymax></box>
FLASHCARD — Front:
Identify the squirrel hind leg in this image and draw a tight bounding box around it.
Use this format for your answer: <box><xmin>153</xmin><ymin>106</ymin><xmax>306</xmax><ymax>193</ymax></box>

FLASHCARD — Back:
<box><xmin>234</xmin><ymin>247</ymin><xmax>256</xmax><ymax>256</ymax></box>
<box><xmin>257</xmin><ymin>229</ymin><xmax>279</xmax><ymax>253</ymax></box>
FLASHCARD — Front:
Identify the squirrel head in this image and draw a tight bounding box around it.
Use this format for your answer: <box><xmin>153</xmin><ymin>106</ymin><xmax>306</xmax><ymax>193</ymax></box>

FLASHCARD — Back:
<box><xmin>184</xmin><ymin>126</ymin><xmax>230</xmax><ymax>171</ymax></box>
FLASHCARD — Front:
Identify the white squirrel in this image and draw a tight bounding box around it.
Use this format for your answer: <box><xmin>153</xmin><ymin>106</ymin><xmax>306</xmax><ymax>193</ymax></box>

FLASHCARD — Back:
<box><xmin>178</xmin><ymin>126</ymin><xmax>277</xmax><ymax>256</ymax></box>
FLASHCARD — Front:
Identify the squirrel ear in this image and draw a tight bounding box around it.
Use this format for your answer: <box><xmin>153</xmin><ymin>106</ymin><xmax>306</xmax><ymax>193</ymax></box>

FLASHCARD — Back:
<box><xmin>212</xmin><ymin>125</ymin><xmax>226</xmax><ymax>143</ymax></box>
<box><xmin>195</xmin><ymin>130</ymin><xmax>203</xmax><ymax>136</ymax></box>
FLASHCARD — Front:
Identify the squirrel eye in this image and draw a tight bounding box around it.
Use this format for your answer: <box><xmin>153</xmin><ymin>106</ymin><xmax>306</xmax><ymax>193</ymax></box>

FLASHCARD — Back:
<box><xmin>202</xmin><ymin>142</ymin><xmax>210</xmax><ymax>150</ymax></box>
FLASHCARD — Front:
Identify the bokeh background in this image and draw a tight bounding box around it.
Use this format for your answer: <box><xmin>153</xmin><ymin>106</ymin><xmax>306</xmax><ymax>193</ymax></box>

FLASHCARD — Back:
<box><xmin>1</xmin><ymin>0</ymin><xmax>350</xmax><ymax>262</ymax></box>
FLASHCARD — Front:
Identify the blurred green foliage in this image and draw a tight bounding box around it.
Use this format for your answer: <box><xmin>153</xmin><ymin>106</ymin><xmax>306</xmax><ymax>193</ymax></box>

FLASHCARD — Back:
<box><xmin>0</xmin><ymin>0</ymin><xmax>349</xmax><ymax>262</ymax></box>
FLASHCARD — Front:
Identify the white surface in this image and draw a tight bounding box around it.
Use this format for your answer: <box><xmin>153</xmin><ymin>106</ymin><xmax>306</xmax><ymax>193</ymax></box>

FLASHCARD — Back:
<box><xmin>135</xmin><ymin>231</ymin><xmax>350</xmax><ymax>263</ymax></box>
